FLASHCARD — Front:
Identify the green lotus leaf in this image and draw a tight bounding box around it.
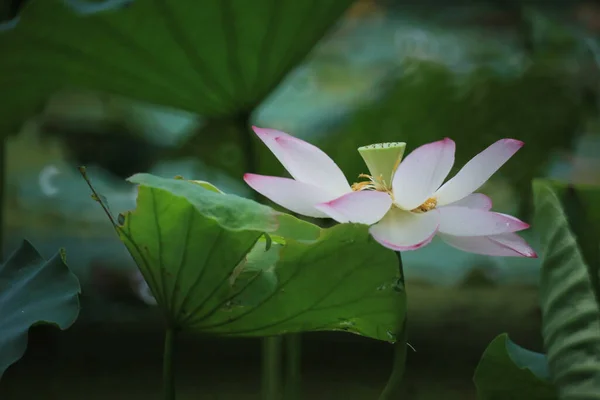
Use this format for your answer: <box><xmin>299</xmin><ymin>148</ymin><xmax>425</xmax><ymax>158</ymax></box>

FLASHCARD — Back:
<box><xmin>473</xmin><ymin>333</ymin><xmax>556</xmax><ymax>400</ymax></box>
<box><xmin>0</xmin><ymin>240</ymin><xmax>81</xmax><ymax>380</ymax></box>
<box><xmin>98</xmin><ymin>173</ymin><xmax>405</xmax><ymax>340</ymax></box>
<box><xmin>532</xmin><ymin>180</ymin><xmax>600</xmax><ymax>399</ymax></box>
<box><xmin>0</xmin><ymin>0</ymin><xmax>354</xmax><ymax>133</ymax></box>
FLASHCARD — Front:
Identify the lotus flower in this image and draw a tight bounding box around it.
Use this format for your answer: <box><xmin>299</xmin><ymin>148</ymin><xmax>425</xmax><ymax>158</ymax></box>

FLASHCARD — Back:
<box><xmin>244</xmin><ymin>127</ymin><xmax>394</xmax><ymax>224</ymax></box>
<box><xmin>244</xmin><ymin>127</ymin><xmax>536</xmax><ymax>258</ymax></box>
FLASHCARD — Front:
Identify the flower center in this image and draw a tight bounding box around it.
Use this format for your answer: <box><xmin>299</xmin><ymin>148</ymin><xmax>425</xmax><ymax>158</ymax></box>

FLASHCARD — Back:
<box><xmin>411</xmin><ymin>197</ymin><xmax>437</xmax><ymax>213</ymax></box>
<box><xmin>351</xmin><ymin>173</ymin><xmax>389</xmax><ymax>192</ymax></box>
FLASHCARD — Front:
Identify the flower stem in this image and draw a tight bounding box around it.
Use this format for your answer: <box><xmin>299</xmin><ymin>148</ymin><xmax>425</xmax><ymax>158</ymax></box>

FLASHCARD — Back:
<box><xmin>163</xmin><ymin>328</ymin><xmax>177</xmax><ymax>400</ymax></box>
<box><xmin>378</xmin><ymin>320</ymin><xmax>408</xmax><ymax>400</ymax></box>
<box><xmin>262</xmin><ymin>336</ymin><xmax>283</xmax><ymax>400</ymax></box>
<box><xmin>378</xmin><ymin>252</ymin><xmax>408</xmax><ymax>400</ymax></box>
<box><xmin>284</xmin><ymin>334</ymin><xmax>302</xmax><ymax>400</ymax></box>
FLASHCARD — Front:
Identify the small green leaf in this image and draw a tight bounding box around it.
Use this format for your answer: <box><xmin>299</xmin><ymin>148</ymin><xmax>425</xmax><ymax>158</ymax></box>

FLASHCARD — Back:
<box><xmin>533</xmin><ymin>180</ymin><xmax>600</xmax><ymax>399</ymax></box>
<box><xmin>96</xmin><ymin>174</ymin><xmax>404</xmax><ymax>340</ymax></box>
<box><xmin>473</xmin><ymin>333</ymin><xmax>556</xmax><ymax>399</ymax></box>
<box><xmin>0</xmin><ymin>240</ymin><xmax>81</xmax><ymax>380</ymax></box>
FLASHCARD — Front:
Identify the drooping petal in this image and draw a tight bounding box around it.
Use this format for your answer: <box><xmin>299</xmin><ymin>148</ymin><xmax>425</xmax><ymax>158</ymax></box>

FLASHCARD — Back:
<box><xmin>438</xmin><ymin>206</ymin><xmax>529</xmax><ymax>236</ymax></box>
<box><xmin>252</xmin><ymin>127</ymin><xmax>351</xmax><ymax>196</ymax></box>
<box><xmin>439</xmin><ymin>232</ymin><xmax>537</xmax><ymax>258</ymax></box>
<box><xmin>392</xmin><ymin>138</ymin><xmax>455</xmax><ymax>210</ymax></box>
<box><xmin>315</xmin><ymin>190</ymin><xmax>393</xmax><ymax>225</ymax></box>
<box><xmin>444</xmin><ymin>193</ymin><xmax>492</xmax><ymax>210</ymax></box>
<box><xmin>435</xmin><ymin>139</ymin><xmax>523</xmax><ymax>206</ymax></box>
<box><xmin>369</xmin><ymin>208</ymin><xmax>440</xmax><ymax>251</ymax></box>
<box><xmin>243</xmin><ymin>173</ymin><xmax>335</xmax><ymax>218</ymax></box>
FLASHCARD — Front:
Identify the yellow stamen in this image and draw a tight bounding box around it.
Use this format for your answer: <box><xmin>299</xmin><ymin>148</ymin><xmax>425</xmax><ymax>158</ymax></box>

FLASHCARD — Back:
<box><xmin>351</xmin><ymin>173</ymin><xmax>389</xmax><ymax>192</ymax></box>
<box><xmin>351</xmin><ymin>181</ymin><xmax>374</xmax><ymax>191</ymax></box>
<box><xmin>412</xmin><ymin>197</ymin><xmax>437</xmax><ymax>213</ymax></box>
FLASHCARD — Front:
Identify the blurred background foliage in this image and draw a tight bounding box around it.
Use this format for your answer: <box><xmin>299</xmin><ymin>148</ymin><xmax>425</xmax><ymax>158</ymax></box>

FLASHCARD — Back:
<box><xmin>2</xmin><ymin>0</ymin><xmax>600</xmax><ymax>399</ymax></box>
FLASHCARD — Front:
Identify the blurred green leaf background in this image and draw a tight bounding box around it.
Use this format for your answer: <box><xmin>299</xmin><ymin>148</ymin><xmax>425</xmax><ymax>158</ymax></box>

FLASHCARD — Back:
<box><xmin>2</xmin><ymin>0</ymin><xmax>600</xmax><ymax>399</ymax></box>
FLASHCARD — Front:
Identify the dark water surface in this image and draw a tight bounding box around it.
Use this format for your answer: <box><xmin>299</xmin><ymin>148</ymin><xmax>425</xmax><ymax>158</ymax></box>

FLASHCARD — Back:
<box><xmin>1</xmin><ymin>327</ymin><xmax>477</xmax><ymax>400</ymax></box>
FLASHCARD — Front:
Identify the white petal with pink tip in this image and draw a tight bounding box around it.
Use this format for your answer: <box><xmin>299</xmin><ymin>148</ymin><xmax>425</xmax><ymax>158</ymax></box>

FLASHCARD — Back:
<box><xmin>392</xmin><ymin>138</ymin><xmax>455</xmax><ymax>210</ymax></box>
<box><xmin>445</xmin><ymin>193</ymin><xmax>492</xmax><ymax>210</ymax></box>
<box><xmin>369</xmin><ymin>208</ymin><xmax>440</xmax><ymax>251</ymax></box>
<box><xmin>252</xmin><ymin>127</ymin><xmax>350</xmax><ymax>196</ymax></box>
<box><xmin>243</xmin><ymin>173</ymin><xmax>335</xmax><ymax>218</ymax></box>
<box><xmin>315</xmin><ymin>191</ymin><xmax>392</xmax><ymax>225</ymax></box>
<box><xmin>435</xmin><ymin>139</ymin><xmax>523</xmax><ymax>206</ymax></box>
<box><xmin>245</xmin><ymin>127</ymin><xmax>536</xmax><ymax>259</ymax></box>
<box><xmin>438</xmin><ymin>206</ymin><xmax>529</xmax><ymax>236</ymax></box>
<box><xmin>439</xmin><ymin>232</ymin><xmax>537</xmax><ymax>258</ymax></box>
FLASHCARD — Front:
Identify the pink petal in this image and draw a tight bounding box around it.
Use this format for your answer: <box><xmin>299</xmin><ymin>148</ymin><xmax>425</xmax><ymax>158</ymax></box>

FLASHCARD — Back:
<box><xmin>315</xmin><ymin>190</ymin><xmax>393</xmax><ymax>225</ymax></box>
<box><xmin>392</xmin><ymin>138</ymin><xmax>455</xmax><ymax>210</ymax></box>
<box><xmin>435</xmin><ymin>139</ymin><xmax>523</xmax><ymax>206</ymax></box>
<box><xmin>444</xmin><ymin>193</ymin><xmax>492</xmax><ymax>210</ymax></box>
<box><xmin>438</xmin><ymin>206</ymin><xmax>530</xmax><ymax>236</ymax></box>
<box><xmin>253</xmin><ymin>126</ymin><xmax>350</xmax><ymax>196</ymax></box>
<box><xmin>439</xmin><ymin>232</ymin><xmax>538</xmax><ymax>258</ymax></box>
<box><xmin>369</xmin><ymin>208</ymin><xmax>440</xmax><ymax>251</ymax></box>
<box><xmin>244</xmin><ymin>173</ymin><xmax>335</xmax><ymax>218</ymax></box>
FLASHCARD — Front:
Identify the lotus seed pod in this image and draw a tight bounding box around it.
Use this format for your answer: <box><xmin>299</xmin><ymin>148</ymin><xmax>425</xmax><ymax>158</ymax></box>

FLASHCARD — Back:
<box><xmin>358</xmin><ymin>142</ymin><xmax>406</xmax><ymax>187</ymax></box>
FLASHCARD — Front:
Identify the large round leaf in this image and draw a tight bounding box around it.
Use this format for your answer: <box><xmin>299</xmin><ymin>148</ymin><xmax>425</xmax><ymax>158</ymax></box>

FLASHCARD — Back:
<box><xmin>0</xmin><ymin>0</ymin><xmax>355</xmax><ymax>134</ymax></box>
<box><xmin>473</xmin><ymin>333</ymin><xmax>556</xmax><ymax>400</ymax></box>
<box><xmin>94</xmin><ymin>174</ymin><xmax>405</xmax><ymax>340</ymax></box>
<box><xmin>0</xmin><ymin>240</ymin><xmax>81</xmax><ymax>380</ymax></box>
<box><xmin>533</xmin><ymin>180</ymin><xmax>600</xmax><ymax>399</ymax></box>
